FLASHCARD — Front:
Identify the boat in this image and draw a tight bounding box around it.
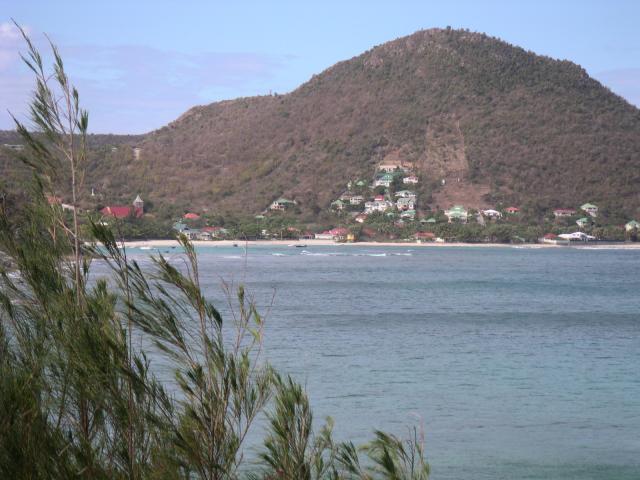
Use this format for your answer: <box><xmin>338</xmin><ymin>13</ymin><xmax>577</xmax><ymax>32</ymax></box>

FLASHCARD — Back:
<box><xmin>288</xmin><ymin>244</ymin><xmax>307</xmax><ymax>248</ymax></box>
<box><xmin>140</xmin><ymin>246</ymin><xmax>152</xmax><ymax>250</ymax></box>
<box><xmin>232</xmin><ymin>243</ymin><xmax>239</xmax><ymax>247</ymax></box>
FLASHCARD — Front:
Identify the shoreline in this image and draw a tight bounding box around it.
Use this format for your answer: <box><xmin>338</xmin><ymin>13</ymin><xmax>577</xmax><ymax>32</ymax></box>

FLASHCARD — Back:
<box><xmin>117</xmin><ymin>239</ymin><xmax>640</xmax><ymax>250</ymax></box>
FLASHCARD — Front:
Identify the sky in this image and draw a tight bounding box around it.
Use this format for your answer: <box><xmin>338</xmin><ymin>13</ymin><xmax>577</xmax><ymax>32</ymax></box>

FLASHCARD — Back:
<box><xmin>1</xmin><ymin>0</ymin><xmax>639</xmax><ymax>134</ymax></box>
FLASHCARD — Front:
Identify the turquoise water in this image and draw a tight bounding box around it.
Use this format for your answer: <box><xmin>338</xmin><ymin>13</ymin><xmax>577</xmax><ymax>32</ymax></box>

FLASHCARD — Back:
<box><xmin>119</xmin><ymin>245</ymin><xmax>640</xmax><ymax>479</ymax></box>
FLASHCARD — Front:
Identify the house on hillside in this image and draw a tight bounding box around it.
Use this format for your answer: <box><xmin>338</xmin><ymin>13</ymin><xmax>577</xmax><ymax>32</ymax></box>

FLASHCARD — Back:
<box><xmin>482</xmin><ymin>209</ymin><xmax>502</xmax><ymax>219</ymax></box>
<box><xmin>183</xmin><ymin>212</ymin><xmax>200</xmax><ymax>220</ymax></box>
<box><xmin>394</xmin><ymin>190</ymin><xmax>416</xmax><ymax>199</ymax></box>
<box><xmin>365</xmin><ymin>200</ymin><xmax>393</xmax><ymax>214</ymax></box>
<box><xmin>396</xmin><ymin>197</ymin><xmax>415</xmax><ymax>211</ymax></box>
<box><xmin>400</xmin><ymin>209</ymin><xmax>416</xmax><ymax>219</ymax></box>
<box><xmin>132</xmin><ymin>146</ymin><xmax>142</xmax><ymax>160</ymax></box>
<box><xmin>374</xmin><ymin>173</ymin><xmax>394</xmax><ymax>188</ymax></box>
<box><xmin>576</xmin><ymin>217</ymin><xmax>591</xmax><ymax>228</ymax></box>
<box><xmin>505</xmin><ymin>207</ymin><xmax>520</xmax><ymax>214</ymax></box>
<box><xmin>553</xmin><ymin>208</ymin><xmax>576</xmax><ymax>218</ymax></box>
<box><xmin>625</xmin><ymin>220</ymin><xmax>640</xmax><ymax>232</ymax></box>
<box><xmin>580</xmin><ymin>203</ymin><xmax>599</xmax><ymax>217</ymax></box>
<box><xmin>339</xmin><ymin>192</ymin><xmax>354</xmax><ymax>202</ymax></box>
<box><xmin>378</xmin><ymin>162</ymin><xmax>408</xmax><ymax>173</ymax></box>
<box><xmin>403</xmin><ymin>175</ymin><xmax>419</xmax><ymax>184</ymax></box>
<box><xmin>100</xmin><ymin>195</ymin><xmax>144</xmax><ymax>219</ymax></box>
<box><xmin>355</xmin><ymin>213</ymin><xmax>368</xmax><ymax>223</ymax></box>
<box><xmin>331</xmin><ymin>199</ymin><xmax>346</xmax><ymax>211</ymax></box>
<box><xmin>269</xmin><ymin>198</ymin><xmax>296</xmax><ymax>211</ymax></box>
<box><xmin>350</xmin><ymin>195</ymin><xmax>364</xmax><ymax>205</ymax></box>
<box><xmin>445</xmin><ymin>205</ymin><xmax>468</xmax><ymax>223</ymax></box>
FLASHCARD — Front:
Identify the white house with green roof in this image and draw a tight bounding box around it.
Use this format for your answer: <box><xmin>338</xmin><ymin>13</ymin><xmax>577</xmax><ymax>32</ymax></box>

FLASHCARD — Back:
<box><xmin>445</xmin><ymin>205</ymin><xmax>468</xmax><ymax>223</ymax></box>
<box><xmin>374</xmin><ymin>173</ymin><xmax>395</xmax><ymax>188</ymax></box>
<box><xmin>269</xmin><ymin>198</ymin><xmax>296</xmax><ymax>211</ymax></box>
<box><xmin>580</xmin><ymin>203</ymin><xmax>598</xmax><ymax>217</ymax></box>
<box><xmin>400</xmin><ymin>209</ymin><xmax>416</xmax><ymax>220</ymax></box>
<box><xmin>331</xmin><ymin>199</ymin><xmax>346</xmax><ymax>211</ymax></box>
<box><xmin>625</xmin><ymin>220</ymin><xmax>640</xmax><ymax>232</ymax></box>
<box><xmin>576</xmin><ymin>217</ymin><xmax>591</xmax><ymax>228</ymax></box>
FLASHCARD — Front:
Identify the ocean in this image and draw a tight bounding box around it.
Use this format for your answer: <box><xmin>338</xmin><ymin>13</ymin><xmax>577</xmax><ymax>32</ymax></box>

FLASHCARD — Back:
<box><xmin>110</xmin><ymin>244</ymin><xmax>640</xmax><ymax>479</ymax></box>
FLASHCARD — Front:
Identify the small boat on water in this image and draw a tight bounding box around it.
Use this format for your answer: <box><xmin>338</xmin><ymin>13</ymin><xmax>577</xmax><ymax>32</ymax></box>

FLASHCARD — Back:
<box><xmin>140</xmin><ymin>246</ymin><xmax>152</xmax><ymax>250</ymax></box>
<box><xmin>288</xmin><ymin>244</ymin><xmax>307</xmax><ymax>248</ymax></box>
<box><xmin>232</xmin><ymin>243</ymin><xmax>239</xmax><ymax>247</ymax></box>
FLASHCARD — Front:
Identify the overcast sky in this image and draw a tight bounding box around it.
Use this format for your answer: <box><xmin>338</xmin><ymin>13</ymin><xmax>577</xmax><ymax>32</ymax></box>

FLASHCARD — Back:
<box><xmin>2</xmin><ymin>0</ymin><xmax>639</xmax><ymax>134</ymax></box>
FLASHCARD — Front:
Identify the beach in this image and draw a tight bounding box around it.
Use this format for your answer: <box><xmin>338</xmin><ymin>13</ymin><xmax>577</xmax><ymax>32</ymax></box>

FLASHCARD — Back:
<box><xmin>119</xmin><ymin>238</ymin><xmax>640</xmax><ymax>249</ymax></box>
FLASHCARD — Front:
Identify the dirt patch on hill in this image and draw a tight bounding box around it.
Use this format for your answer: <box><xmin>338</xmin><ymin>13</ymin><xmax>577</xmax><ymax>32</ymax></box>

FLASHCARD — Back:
<box><xmin>431</xmin><ymin>177</ymin><xmax>491</xmax><ymax>210</ymax></box>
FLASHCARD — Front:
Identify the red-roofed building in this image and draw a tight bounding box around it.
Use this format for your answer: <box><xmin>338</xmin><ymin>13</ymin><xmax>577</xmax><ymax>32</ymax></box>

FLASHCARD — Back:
<box><xmin>100</xmin><ymin>195</ymin><xmax>144</xmax><ymax>219</ymax></box>
<box><xmin>414</xmin><ymin>232</ymin><xmax>435</xmax><ymax>242</ymax></box>
<box><xmin>183</xmin><ymin>212</ymin><xmax>200</xmax><ymax>220</ymax></box>
<box><xmin>315</xmin><ymin>227</ymin><xmax>349</xmax><ymax>241</ymax></box>
<box><xmin>540</xmin><ymin>232</ymin><xmax>569</xmax><ymax>245</ymax></box>
<box><xmin>505</xmin><ymin>207</ymin><xmax>519</xmax><ymax>214</ymax></box>
<box><xmin>329</xmin><ymin>227</ymin><xmax>349</xmax><ymax>237</ymax></box>
<box><xmin>101</xmin><ymin>206</ymin><xmax>133</xmax><ymax>219</ymax></box>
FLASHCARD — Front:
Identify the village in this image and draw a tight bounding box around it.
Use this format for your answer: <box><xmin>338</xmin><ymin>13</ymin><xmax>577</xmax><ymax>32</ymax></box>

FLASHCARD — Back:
<box><xmin>87</xmin><ymin>158</ymin><xmax>640</xmax><ymax>244</ymax></box>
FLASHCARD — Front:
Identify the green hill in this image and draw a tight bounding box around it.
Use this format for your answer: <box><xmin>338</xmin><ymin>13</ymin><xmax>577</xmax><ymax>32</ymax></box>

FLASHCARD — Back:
<box><xmin>3</xmin><ymin>28</ymin><xmax>640</xmax><ymax>220</ymax></box>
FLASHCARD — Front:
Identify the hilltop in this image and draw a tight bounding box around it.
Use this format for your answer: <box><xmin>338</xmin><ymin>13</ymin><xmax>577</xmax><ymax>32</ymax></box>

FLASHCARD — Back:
<box><xmin>2</xmin><ymin>28</ymin><xmax>640</xmax><ymax>220</ymax></box>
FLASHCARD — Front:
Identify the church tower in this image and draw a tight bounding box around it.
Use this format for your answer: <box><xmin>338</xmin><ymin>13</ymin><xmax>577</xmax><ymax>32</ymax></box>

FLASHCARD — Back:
<box><xmin>133</xmin><ymin>194</ymin><xmax>144</xmax><ymax>216</ymax></box>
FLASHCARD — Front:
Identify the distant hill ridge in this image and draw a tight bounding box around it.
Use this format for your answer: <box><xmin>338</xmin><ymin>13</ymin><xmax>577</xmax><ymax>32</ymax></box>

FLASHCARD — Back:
<box><xmin>2</xmin><ymin>28</ymin><xmax>640</xmax><ymax>219</ymax></box>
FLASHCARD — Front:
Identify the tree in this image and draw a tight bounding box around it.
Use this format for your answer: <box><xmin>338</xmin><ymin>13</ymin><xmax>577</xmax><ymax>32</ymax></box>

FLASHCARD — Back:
<box><xmin>0</xmin><ymin>25</ymin><xmax>430</xmax><ymax>480</ymax></box>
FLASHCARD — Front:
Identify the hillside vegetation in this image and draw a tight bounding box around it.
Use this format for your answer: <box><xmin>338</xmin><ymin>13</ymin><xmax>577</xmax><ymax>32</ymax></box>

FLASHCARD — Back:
<box><xmin>3</xmin><ymin>28</ymin><xmax>640</xmax><ymax>219</ymax></box>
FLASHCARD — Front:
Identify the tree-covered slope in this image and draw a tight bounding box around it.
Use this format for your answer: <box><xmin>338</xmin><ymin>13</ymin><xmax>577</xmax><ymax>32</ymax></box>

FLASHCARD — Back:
<box><xmin>4</xmin><ymin>28</ymin><xmax>640</xmax><ymax>219</ymax></box>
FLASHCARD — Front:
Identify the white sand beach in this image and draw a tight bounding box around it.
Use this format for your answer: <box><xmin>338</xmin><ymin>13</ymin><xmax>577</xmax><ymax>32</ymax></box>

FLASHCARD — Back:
<box><xmin>117</xmin><ymin>239</ymin><xmax>640</xmax><ymax>249</ymax></box>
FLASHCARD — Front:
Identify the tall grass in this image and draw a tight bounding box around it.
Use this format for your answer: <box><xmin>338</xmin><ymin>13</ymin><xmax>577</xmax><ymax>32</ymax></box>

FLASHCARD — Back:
<box><xmin>0</xmin><ymin>25</ymin><xmax>430</xmax><ymax>479</ymax></box>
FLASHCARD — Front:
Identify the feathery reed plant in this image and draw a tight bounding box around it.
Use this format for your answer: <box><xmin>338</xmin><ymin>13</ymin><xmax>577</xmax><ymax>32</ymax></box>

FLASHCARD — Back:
<box><xmin>0</xmin><ymin>25</ymin><xmax>430</xmax><ymax>479</ymax></box>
